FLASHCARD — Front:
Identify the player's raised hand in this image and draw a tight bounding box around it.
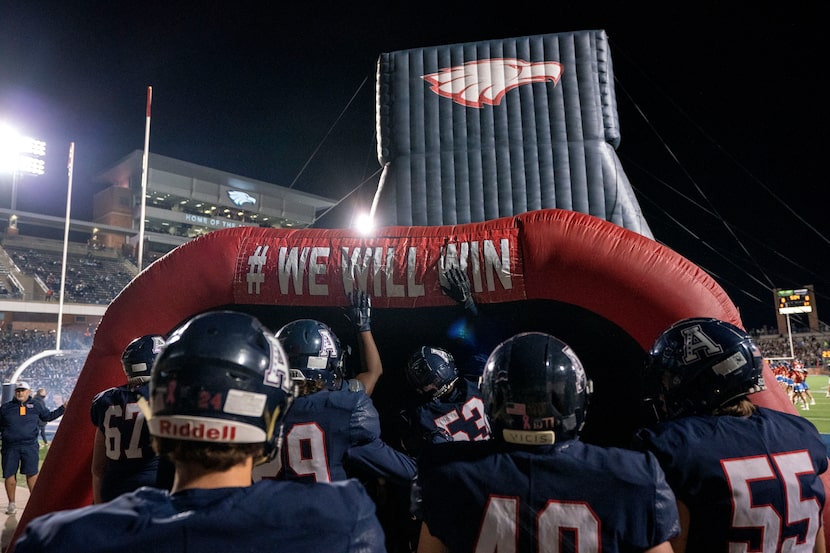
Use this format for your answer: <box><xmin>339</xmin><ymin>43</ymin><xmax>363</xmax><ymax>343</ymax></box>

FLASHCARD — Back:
<box><xmin>441</xmin><ymin>266</ymin><xmax>478</xmax><ymax>315</ymax></box>
<box><xmin>346</xmin><ymin>290</ymin><xmax>372</xmax><ymax>332</ymax></box>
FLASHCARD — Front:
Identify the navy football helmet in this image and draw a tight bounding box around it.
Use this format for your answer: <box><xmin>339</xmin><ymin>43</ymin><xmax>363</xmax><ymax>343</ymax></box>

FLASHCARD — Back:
<box><xmin>275</xmin><ymin>319</ymin><xmax>344</xmax><ymax>393</ymax></box>
<box><xmin>644</xmin><ymin>317</ymin><xmax>765</xmax><ymax>421</ymax></box>
<box><xmin>405</xmin><ymin>346</ymin><xmax>459</xmax><ymax>400</ymax></box>
<box><xmin>121</xmin><ymin>334</ymin><xmax>166</xmax><ymax>382</ymax></box>
<box><xmin>148</xmin><ymin>311</ymin><xmax>294</xmax><ymax>463</ymax></box>
<box><xmin>482</xmin><ymin>332</ymin><xmax>590</xmax><ymax>444</ymax></box>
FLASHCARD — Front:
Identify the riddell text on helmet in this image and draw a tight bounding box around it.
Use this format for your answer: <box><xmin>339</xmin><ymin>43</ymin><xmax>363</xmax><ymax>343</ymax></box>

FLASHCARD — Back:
<box><xmin>157</xmin><ymin>420</ymin><xmax>237</xmax><ymax>441</ymax></box>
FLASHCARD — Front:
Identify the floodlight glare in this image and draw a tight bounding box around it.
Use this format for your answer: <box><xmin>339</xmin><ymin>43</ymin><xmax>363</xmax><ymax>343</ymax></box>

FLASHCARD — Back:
<box><xmin>17</xmin><ymin>156</ymin><xmax>45</xmax><ymax>176</ymax></box>
<box><xmin>355</xmin><ymin>213</ymin><xmax>375</xmax><ymax>236</ymax></box>
<box><xmin>0</xmin><ymin>123</ymin><xmax>47</xmax><ymax>175</ymax></box>
<box><xmin>0</xmin><ymin>124</ymin><xmax>20</xmax><ymax>173</ymax></box>
<box><xmin>1</xmin><ymin>123</ymin><xmax>47</xmax><ymax>212</ymax></box>
<box><xmin>21</xmin><ymin>137</ymin><xmax>46</xmax><ymax>157</ymax></box>
<box><xmin>0</xmin><ymin>152</ymin><xmax>16</xmax><ymax>173</ymax></box>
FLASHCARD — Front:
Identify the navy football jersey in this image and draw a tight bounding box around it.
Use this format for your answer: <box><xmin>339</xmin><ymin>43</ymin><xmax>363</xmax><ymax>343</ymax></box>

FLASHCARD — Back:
<box><xmin>14</xmin><ymin>478</ymin><xmax>385</xmax><ymax>553</ymax></box>
<box><xmin>401</xmin><ymin>379</ymin><xmax>490</xmax><ymax>455</ymax></box>
<box><xmin>252</xmin><ymin>387</ymin><xmax>416</xmax><ymax>485</ymax></box>
<box><xmin>633</xmin><ymin>406</ymin><xmax>828</xmax><ymax>553</ymax></box>
<box><xmin>89</xmin><ymin>383</ymin><xmax>159</xmax><ymax>501</ymax></box>
<box><xmin>419</xmin><ymin>439</ymin><xmax>679</xmax><ymax>553</ymax></box>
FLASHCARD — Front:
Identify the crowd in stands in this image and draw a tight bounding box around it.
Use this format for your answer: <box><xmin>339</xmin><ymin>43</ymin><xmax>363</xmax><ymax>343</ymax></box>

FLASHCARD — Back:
<box><xmin>0</xmin><ymin>327</ymin><xmax>91</xmax><ymax>406</ymax></box>
<box><xmin>754</xmin><ymin>332</ymin><xmax>830</xmax><ymax>370</ymax></box>
<box><xmin>3</xmin><ymin>245</ymin><xmax>135</xmax><ymax>305</ymax></box>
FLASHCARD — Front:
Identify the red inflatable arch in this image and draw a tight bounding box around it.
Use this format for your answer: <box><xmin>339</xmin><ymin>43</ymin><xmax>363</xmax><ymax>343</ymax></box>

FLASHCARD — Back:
<box><xmin>11</xmin><ymin>209</ymin><xmax>825</xmax><ymax>548</ymax></box>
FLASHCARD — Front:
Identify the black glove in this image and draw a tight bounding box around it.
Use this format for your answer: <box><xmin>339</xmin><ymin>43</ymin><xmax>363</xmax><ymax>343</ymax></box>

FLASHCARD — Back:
<box><xmin>441</xmin><ymin>267</ymin><xmax>478</xmax><ymax>315</ymax></box>
<box><xmin>346</xmin><ymin>290</ymin><xmax>372</xmax><ymax>332</ymax></box>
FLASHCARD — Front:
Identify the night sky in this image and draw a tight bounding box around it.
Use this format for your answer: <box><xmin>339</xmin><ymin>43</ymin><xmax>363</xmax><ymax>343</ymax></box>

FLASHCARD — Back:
<box><xmin>0</xmin><ymin>2</ymin><xmax>825</xmax><ymax>331</ymax></box>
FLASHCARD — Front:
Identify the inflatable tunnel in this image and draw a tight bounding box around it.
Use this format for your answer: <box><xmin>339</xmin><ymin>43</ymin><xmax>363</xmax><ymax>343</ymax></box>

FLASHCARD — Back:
<box><xmin>11</xmin><ymin>209</ymin><xmax>827</xmax><ymax>548</ymax></box>
<box><xmin>375</xmin><ymin>30</ymin><xmax>653</xmax><ymax>237</ymax></box>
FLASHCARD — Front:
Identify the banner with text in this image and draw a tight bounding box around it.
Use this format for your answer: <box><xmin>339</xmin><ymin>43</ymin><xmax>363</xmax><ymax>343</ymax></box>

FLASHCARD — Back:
<box><xmin>232</xmin><ymin>225</ymin><xmax>524</xmax><ymax>307</ymax></box>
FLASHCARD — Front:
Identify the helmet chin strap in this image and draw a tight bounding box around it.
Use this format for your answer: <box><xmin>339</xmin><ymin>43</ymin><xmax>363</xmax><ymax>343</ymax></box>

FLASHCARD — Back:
<box><xmin>257</xmin><ymin>410</ymin><xmax>288</xmax><ymax>466</ymax></box>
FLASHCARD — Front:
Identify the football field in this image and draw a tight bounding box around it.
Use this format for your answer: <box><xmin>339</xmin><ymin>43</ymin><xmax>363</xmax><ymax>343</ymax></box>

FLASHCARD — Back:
<box><xmin>795</xmin><ymin>376</ymin><xmax>830</xmax><ymax>435</ymax></box>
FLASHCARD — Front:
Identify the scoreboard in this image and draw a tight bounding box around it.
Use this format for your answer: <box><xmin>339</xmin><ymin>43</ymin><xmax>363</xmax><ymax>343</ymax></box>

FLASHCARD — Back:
<box><xmin>777</xmin><ymin>288</ymin><xmax>813</xmax><ymax>314</ymax></box>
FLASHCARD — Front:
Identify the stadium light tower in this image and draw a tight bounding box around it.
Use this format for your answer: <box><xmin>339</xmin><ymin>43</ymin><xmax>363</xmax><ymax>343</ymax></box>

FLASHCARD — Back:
<box><xmin>0</xmin><ymin>123</ymin><xmax>47</xmax><ymax>213</ymax></box>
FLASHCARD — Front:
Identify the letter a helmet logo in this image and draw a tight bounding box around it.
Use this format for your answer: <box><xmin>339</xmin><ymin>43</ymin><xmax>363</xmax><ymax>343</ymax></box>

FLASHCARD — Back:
<box><xmin>680</xmin><ymin>324</ymin><xmax>723</xmax><ymax>364</ymax></box>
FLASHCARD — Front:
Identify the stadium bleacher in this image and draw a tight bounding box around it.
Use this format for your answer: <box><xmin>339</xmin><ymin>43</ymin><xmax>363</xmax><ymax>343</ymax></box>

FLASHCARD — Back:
<box><xmin>1</xmin><ymin>236</ymin><xmax>136</xmax><ymax>305</ymax></box>
<box><xmin>0</xmin><ymin>234</ymin><xmax>133</xmax><ymax>393</ymax></box>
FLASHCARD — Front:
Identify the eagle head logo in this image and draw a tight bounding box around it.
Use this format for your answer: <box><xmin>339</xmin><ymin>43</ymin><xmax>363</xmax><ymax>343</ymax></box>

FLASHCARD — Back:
<box><xmin>422</xmin><ymin>58</ymin><xmax>563</xmax><ymax>108</ymax></box>
<box><xmin>227</xmin><ymin>190</ymin><xmax>257</xmax><ymax>207</ymax></box>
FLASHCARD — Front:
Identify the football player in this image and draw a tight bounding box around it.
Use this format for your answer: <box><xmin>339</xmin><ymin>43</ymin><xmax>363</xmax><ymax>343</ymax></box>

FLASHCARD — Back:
<box><xmin>400</xmin><ymin>345</ymin><xmax>490</xmax><ymax>456</ymax></box>
<box><xmin>89</xmin><ymin>334</ymin><xmax>165</xmax><ymax>503</ymax></box>
<box><xmin>252</xmin><ymin>315</ymin><xmax>416</xmax><ymax>485</ymax></box>
<box><xmin>417</xmin><ymin>331</ymin><xmax>679</xmax><ymax>553</ymax></box>
<box><xmin>16</xmin><ymin>311</ymin><xmax>385</xmax><ymax>552</ymax></box>
<box><xmin>634</xmin><ymin>317</ymin><xmax>827</xmax><ymax>553</ymax></box>
<box><xmin>400</xmin><ymin>345</ymin><xmax>492</xmax><ymax>553</ymax></box>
